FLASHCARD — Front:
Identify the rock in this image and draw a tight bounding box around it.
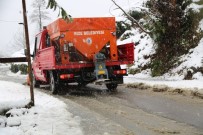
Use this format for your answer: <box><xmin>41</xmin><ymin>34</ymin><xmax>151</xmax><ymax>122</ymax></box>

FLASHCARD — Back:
<box><xmin>6</xmin><ymin>108</ymin><xmax>28</xmax><ymax>117</ymax></box>
<box><xmin>0</xmin><ymin>117</ymin><xmax>6</xmax><ymax>127</ymax></box>
<box><xmin>184</xmin><ymin>69</ymin><xmax>193</xmax><ymax>80</ymax></box>
<box><xmin>6</xmin><ymin>117</ymin><xmax>21</xmax><ymax>127</ymax></box>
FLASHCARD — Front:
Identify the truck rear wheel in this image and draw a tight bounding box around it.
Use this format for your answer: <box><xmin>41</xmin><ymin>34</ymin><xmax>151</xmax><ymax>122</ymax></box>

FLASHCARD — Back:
<box><xmin>106</xmin><ymin>83</ymin><xmax>118</xmax><ymax>92</ymax></box>
<box><xmin>49</xmin><ymin>72</ymin><xmax>58</xmax><ymax>95</ymax></box>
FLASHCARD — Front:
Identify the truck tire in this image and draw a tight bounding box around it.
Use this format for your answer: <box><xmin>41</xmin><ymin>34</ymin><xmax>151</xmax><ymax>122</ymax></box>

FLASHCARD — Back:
<box><xmin>32</xmin><ymin>72</ymin><xmax>40</xmax><ymax>88</ymax></box>
<box><xmin>106</xmin><ymin>83</ymin><xmax>118</xmax><ymax>92</ymax></box>
<box><xmin>78</xmin><ymin>82</ymin><xmax>88</xmax><ymax>87</ymax></box>
<box><xmin>49</xmin><ymin>72</ymin><xmax>58</xmax><ymax>95</ymax></box>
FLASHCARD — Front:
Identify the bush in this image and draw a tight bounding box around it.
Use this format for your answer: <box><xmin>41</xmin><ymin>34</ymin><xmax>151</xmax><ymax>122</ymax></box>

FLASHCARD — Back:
<box><xmin>120</xmin><ymin>32</ymin><xmax>134</xmax><ymax>41</ymax></box>
<box><xmin>151</xmin><ymin>59</ymin><xmax>164</xmax><ymax>77</ymax></box>
<box><xmin>19</xmin><ymin>64</ymin><xmax>28</xmax><ymax>74</ymax></box>
<box><xmin>116</xmin><ymin>21</ymin><xmax>131</xmax><ymax>39</ymax></box>
<box><xmin>116</xmin><ymin>9</ymin><xmax>146</xmax><ymax>39</ymax></box>
<box><xmin>128</xmin><ymin>68</ymin><xmax>141</xmax><ymax>75</ymax></box>
<box><xmin>10</xmin><ymin>64</ymin><xmax>19</xmax><ymax>73</ymax></box>
<box><xmin>146</xmin><ymin>0</ymin><xmax>203</xmax><ymax>76</ymax></box>
<box><xmin>128</xmin><ymin>10</ymin><xmax>145</xmax><ymax>21</ymax></box>
<box><xmin>10</xmin><ymin>64</ymin><xmax>28</xmax><ymax>74</ymax></box>
<box><xmin>195</xmin><ymin>1</ymin><xmax>203</xmax><ymax>18</ymax></box>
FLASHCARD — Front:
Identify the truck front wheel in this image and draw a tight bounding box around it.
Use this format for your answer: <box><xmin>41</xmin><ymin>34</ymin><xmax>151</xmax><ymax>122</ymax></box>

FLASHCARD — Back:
<box><xmin>106</xmin><ymin>83</ymin><xmax>118</xmax><ymax>92</ymax></box>
<box><xmin>32</xmin><ymin>72</ymin><xmax>40</xmax><ymax>88</ymax></box>
<box><xmin>49</xmin><ymin>72</ymin><xmax>58</xmax><ymax>95</ymax></box>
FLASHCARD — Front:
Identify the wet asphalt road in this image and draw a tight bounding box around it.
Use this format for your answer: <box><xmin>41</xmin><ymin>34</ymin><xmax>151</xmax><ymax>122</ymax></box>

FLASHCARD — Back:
<box><xmin>113</xmin><ymin>85</ymin><xmax>203</xmax><ymax>130</ymax></box>
<box><xmin>57</xmin><ymin>84</ymin><xmax>203</xmax><ymax>134</ymax></box>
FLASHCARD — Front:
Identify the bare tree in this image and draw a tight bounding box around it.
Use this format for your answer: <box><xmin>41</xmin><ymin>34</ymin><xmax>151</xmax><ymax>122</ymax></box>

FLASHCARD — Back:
<box><xmin>12</xmin><ymin>30</ymin><xmax>25</xmax><ymax>51</ymax></box>
<box><xmin>30</xmin><ymin>0</ymin><xmax>50</xmax><ymax>32</ymax></box>
<box><xmin>6</xmin><ymin>28</ymin><xmax>26</xmax><ymax>57</ymax></box>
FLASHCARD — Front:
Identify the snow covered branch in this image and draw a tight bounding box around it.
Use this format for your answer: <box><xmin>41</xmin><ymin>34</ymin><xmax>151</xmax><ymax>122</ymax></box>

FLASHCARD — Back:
<box><xmin>111</xmin><ymin>0</ymin><xmax>150</xmax><ymax>34</ymax></box>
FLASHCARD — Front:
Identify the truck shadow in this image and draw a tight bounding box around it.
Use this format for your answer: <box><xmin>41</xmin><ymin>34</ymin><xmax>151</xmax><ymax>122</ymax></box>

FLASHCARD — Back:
<box><xmin>40</xmin><ymin>83</ymin><xmax>118</xmax><ymax>97</ymax></box>
<box><xmin>60</xmin><ymin>85</ymin><xmax>101</xmax><ymax>96</ymax></box>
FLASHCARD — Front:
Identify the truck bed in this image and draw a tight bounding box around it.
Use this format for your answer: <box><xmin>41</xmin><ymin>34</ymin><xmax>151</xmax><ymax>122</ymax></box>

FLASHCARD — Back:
<box><xmin>38</xmin><ymin>43</ymin><xmax>134</xmax><ymax>70</ymax></box>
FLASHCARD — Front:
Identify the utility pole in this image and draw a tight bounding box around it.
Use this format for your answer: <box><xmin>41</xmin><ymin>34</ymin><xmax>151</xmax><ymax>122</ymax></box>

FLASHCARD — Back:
<box><xmin>22</xmin><ymin>0</ymin><xmax>35</xmax><ymax>106</ymax></box>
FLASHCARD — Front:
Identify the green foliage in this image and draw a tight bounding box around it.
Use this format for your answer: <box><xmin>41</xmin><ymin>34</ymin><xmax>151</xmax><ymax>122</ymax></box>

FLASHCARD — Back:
<box><xmin>116</xmin><ymin>9</ymin><xmax>146</xmax><ymax>39</ymax></box>
<box><xmin>128</xmin><ymin>10</ymin><xmax>145</xmax><ymax>21</ymax></box>
<box><xmin>147</xmin><ymin>0</ymin><xmax>203</xmax><ymax>76</ymax></box>
<box><xmin>10</xmin><ymin>64</ymin><xmax>19</xmax><ymax>73</ymax></box>
<box><xmin>19</xmin><ymin>64</ymin><xmax>28</xmax><ymax>74</ymax></box>
<box><xmin>195</xmin><ymin>1</ymin><xmax>203</xmax><ymax>18</ymax></box>
<box><xmin>151</xmin><ymin>59</ymin><xmax>169</xmax><ymax>77</ymax></box>
<box><xmin>128</xmin><ymin>68</ymin><xmax>141</xmax><ymax>75</ymax></box>
<box><xmin>116</xmin><ymin>21</ymin><xmax>131</xmax><ymax>39</ymax></box>
<box><xmin>151</xmin><ymin>59</ymin><xmax>162</xmax><ymax>77</ymax></box>
<box><xmin>10</xmin><ymin>64</ymin><xmax>28</xmax><ymax>75</ymax></box>
<box><xmin>47</xmin><ymin>0</ymin><xmax>72</xmax><ymax>21</ymax></box>
<box><xmin>120</xmin><ymin>32</ymin><xmax>134</xmax><ymax>41</ymax></box>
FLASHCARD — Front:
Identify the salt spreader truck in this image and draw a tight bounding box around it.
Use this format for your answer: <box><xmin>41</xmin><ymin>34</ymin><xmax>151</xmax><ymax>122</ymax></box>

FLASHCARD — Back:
<box><xmin>31</xmin><ymin>17</ymin><xmax>134</xmax><ymax>94</ymax></box>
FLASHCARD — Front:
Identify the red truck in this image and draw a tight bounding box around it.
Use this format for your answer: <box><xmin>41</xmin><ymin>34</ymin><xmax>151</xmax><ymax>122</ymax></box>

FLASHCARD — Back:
<box><xmin>32</xmin><ymin>17</ymin><xmax>134</xmax><ymax>94</ymax></box>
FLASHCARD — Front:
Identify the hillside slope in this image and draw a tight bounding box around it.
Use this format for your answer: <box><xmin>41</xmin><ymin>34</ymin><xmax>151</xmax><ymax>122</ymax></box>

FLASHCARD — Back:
<box><xmin>112</xmin><ymin>0</ymin><xmax>203</xmax><ymax>80</ymax></box>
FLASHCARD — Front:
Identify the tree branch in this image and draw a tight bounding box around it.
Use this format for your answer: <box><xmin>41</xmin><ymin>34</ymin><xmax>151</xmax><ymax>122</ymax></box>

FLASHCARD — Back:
<box><xmin>111</xmin><ymin>0</ymin><xmax>150</xmax><ymax>34</ymax></box>
<box><xmin>47</xmin><ymin>0</ymin><xmax>72</xmax><ymax>21</ymax></box>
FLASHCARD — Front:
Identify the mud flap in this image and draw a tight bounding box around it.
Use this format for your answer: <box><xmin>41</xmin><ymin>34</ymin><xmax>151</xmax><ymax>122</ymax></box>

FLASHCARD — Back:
<box><xmin>94</xmin><ymin>79</ymin><xmax>110</xmax><ymax>85</ymax></box>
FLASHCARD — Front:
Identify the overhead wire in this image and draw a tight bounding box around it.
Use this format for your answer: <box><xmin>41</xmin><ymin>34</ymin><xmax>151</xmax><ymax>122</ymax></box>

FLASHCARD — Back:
<box><xmin>109</xmin><ymin>3</ymin><xmax>115</xmax><ymax>16</ymax></box>
<box><xmin>0</xmin><ymin>19</ymin><xmax>20</xmax><ymax>23</ymax></box>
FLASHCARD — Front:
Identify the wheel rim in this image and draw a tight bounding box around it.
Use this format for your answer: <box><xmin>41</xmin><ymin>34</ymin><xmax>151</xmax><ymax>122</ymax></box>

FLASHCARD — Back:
<box><xmin>32</xmin><ymin>73</ymin><xmax>36</xmax><ymax>87</ymax></box>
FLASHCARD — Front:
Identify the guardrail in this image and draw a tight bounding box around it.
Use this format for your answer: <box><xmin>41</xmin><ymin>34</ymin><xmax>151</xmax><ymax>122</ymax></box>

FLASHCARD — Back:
<box><xmin>0</xmin><ymin>57</ymin><xmax>27</xmax><ymax>63</ymax></box>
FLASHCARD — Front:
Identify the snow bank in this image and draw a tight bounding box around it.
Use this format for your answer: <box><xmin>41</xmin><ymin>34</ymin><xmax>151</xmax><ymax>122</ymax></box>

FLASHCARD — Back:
<box><xmin>6</xmin><ymin>71</ymin><xmax>27</xmax><ymax>78</ymax></box>
<box><xmin>124</xmin><ymin>75</ymin><xmax>203</xmax><ymax>94</ymax></box>
<box><xmin>0</xmin><ymin>81</ymin><xmax>83</xmax><ymax>135</ymax></box>
<box><xmin>200</xmin><ymin>19</ymin><xmax>203</xmax><ymax>29</ymax></box>
<box><xmin>172</xmin><ymin>38</ymin><xmax>203</xmax><ymax>74</ymax></box>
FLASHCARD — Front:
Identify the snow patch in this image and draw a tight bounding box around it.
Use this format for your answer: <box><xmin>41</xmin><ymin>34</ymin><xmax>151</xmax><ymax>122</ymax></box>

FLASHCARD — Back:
<box><xmin>6</xmin><ymin>70</ymin><xmax>27</xmax><ymax>78</ymax></box>
<box><xmin>124</xmin><ymin>76</ymin><xmax>203</xmax><ymax>93</ymax></box>
<box><xmin>0</xmin><ymin>81</ymin><xmax>83</xmax><ymax>135</ymax></box>
<box><xmin>172</xmin><ymin>38</ymin><xmax>203</xmax><ymax>74</ymax></box>
<box><xmin>200</xmin><ymin>19</ymin><xmax>203</xmax><ymax>30</ymax></box>
<box><xmin>192</xmin><ymin>72</ymin><xmax>203</xmax><ymax>80</ymax></box>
